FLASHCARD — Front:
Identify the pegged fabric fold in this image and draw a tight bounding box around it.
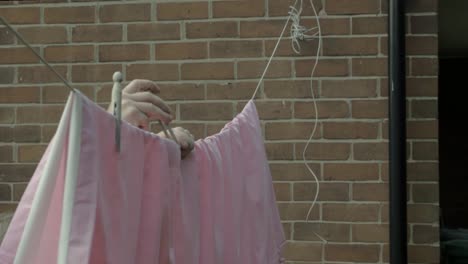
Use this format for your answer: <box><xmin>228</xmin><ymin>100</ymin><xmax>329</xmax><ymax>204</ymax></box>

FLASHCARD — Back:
<box><xmin>0</xmin><ymin>91</ymin><xmax>284</xmax><ymax>264</ymax></box>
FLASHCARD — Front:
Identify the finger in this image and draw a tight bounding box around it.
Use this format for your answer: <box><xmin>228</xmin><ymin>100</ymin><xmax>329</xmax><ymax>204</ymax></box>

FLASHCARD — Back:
<box><xmin>123</xmin><ymin>79</ymin><xmax>161</xmax><ymax>94</ymax></box>
<box><xmin>134</xmin><ymin>101</ymin><xmax>173</xmax><ymax>124</ymax></box>
<box><xmin>121</xmin><ymin>104</ymin><xmax>149</xmax><ymax>130</ymax></box>
<box><xmin>124</xmin><ymin>91</ymin><xmax>172</xmax><ymax>114</ymax></box>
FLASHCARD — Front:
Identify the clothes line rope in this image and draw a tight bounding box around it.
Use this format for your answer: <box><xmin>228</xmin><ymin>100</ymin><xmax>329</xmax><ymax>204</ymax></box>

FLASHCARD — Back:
<box><xmin>0</xmin><ymin>16</ymin><xmax>76</xmax><ymax>93</ymax></box>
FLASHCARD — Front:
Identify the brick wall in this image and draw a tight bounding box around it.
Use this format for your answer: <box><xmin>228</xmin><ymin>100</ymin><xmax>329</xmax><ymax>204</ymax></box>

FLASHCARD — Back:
<box><xmin>0</xmin><ymin>0</ymin><xmax>439</xmax><ymax>263</ymax></box>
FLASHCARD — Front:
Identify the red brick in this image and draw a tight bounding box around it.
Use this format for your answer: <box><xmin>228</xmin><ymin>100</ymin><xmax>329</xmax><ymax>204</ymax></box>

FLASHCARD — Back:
<box><xmin>314</xmin><ymin>18</ymin><xmax>351</xmax><ymax>35</ymax></box>
<box><xmin>42</xmin><ymin>125</ymin><xmax>58</xmax><ymax>142</ymax></box>
<box><xmin>44</xmin><ymin>45</ymin><xmax>94</xmax><ymax>63</ymax></box>
<box><xmin>407</xmin><ymin>120</ymin><xmax>438</xmax><ymax>139</ymax></box>
<box><xmin>186</xmin><ymin>21</ymin><xmax>238</xmax><ymax>39</ymax></box>
<box><xmin>181</xmin><ymin>62</ymin><xmax>234</xmax><ymax>80</ymax></box>
<box><xmin>210</xmin><ymin>40</ymin><xmax>263</xmax><ymax>58</ymax></box>
<box><xmin>240</xmin><ymin>20</ymin><xmax>287</xmax><ymax>38</ymax></box>
<box><xmin>352</xmin><ymin>224</ymin><xmax>389</xmax><ymax>242</ymax></box>
<box><xmin>278</xmin><ymin>202</ymin><xmax>320</xmax><ymax>220</ymax></box>
<box><xmin>273</xmin><ymin>182</ymin><xmax>290</xmax><ymax>201</ymax></box>
<box><xmin>323</xmin><ymin>203</ymin><xmax>380</xmax><ymax>222</ymax></box>
<box><xmin>408</xmin><ymin>162</ymin><xmax>438</xmax><ymax>181</ymax></box>
<box><xmin>206</xmin><ymin>82</ymin><xmax>256</xmax><ymax>100</ymax></box>
<box><xmin>282</xmin><ymin>223</ymin><xmax>292</xmax><ymax>240</ymax></box>
<box><xmin>0</xmin><ymin>164</ymin><xmax>36</xmax><ymax>182</ymax></box>
<box><xmin>294</xmin><ymin>100</ymin><xmax>350</xmax><ymax>119</ymax></box>
<box><xmin>411</xmin><ymin>99</ymin><xmax>437</xmax><ymax>118</ymax></box>
<box><xmin>237</xmin><ymin>60</ymin><xmax>291</xmax><ymax>79</ymax></box>
<box><xmin>128</xmin><ymin>23</ymin><xmax>180</xmax><ymax>41</ymax></box>
<box><xmin>44</xmin><ymin>6</ymin><xmax>95</xmax><ymax>23</ymax></box>
<box><xmin>407</xmin><ymin>36</ymin><xmax>437</xmax><ymax>55</ymax></box>
<box><xmin>380</xmin><ymin>36</ymin><xmax>388</xmax><ymax>55</ymax></box>
<box><xmin>412</xmin><ymin>225</ymin><xmax>439</xmax><ymax>244</ymax></box>
<box><xmin>213</xmin><ymin>0</ymin><xmax>264</xmax><ymax>18</ymax></box>
<box><xmin>16</xmin><ymin>105</ymin><xmax>64</xmax><ymax>124</ymax></box>
<box><xmin>295</xmin><ymin>59</ymin><xmax>349</xmax><ymax>77</ymax></box>
<box><xmin>411</xmin><ymin>58</ymin><xmax>438</xmax><ymax>76</ymax></box>
<box><xmin>322</xmin><ymin>79</ymin><xmax>377</xmax><ymax>98</ymax></box>
<box><xmin>0</xmin><ymin>146</ymin><xmax>13</xmax><ymax>163</ymax></box>
<box><xmin>72</xmin><ymin>64</ymin><xmax>121</xmax><ymax>83</ymax></box>
<box><xmin>13</xmin><ymin>125</ymin><xmax>41</xmax><ymax>143</ymax></box>
<box><xmin>295</xmin><ymin>223</ymin><xmax>350</xmax><ymax>242</ymax></box>
<box><xmin>180</xmin><ymin>102</ymin><xmax>233</xmax><ymax>121</ymax></box>
<box><xmin>325</xmin><ymin>0</ymin><xmax>380</xmax><ymax>15</ymax></box>
<box><xmin>411</xmin><ymin>15</ymin><xmax>437</xmax><ymax>34</ymax></box>
<box><xmin>0</xmin><ymin>28</ymin><xmax>14</xmax><ymax>45</ymax></box>
<box><xmin>353</xmin><ymin>183</ymin><xmax>388</xmax><ymax>201</ymax></box>
<box><xmin>100</xmin><ymin>4</ymin><xmax>150</xmax><ymax>22</ymax></box>
<box><xmin>352</xmin><ymin>58</ymin><xmax>388</xmax><ymax>76</ymax></box>
<box><xmin>323</xmin><ymin>37</ymin><xmax>378</xmax><ymax>56</ymax></box>
<box><xmin>17</xmin><ymin>0</ymin><xmax>67</xmax><ymax>3</ymax></box>
<box><xmin>0</xmin><ymin>67</ymin><xmax>14</xmax><ymax>84</ymax></box>
<box><xmin>155</xmin><ymin>42</ymin><xmax>207</xmax><ymax>60</ymax></box>
<box><xmin>157</xmin><ymin>2</ymin><xmax>208</xmax><ymax>20</ymax></box>
<box><xmin>205</xmin><ymin>123</ymin><xmax>227</xmax><ymax>137</ymax></box>
<box><xmin>352</xmin><ymin>16</ymin><xmax>387</xmax><ymax>34</ymax></box>
<box><xmin>408</xmin><ymin>204</ymin><xmax>439</xmax><ymax>223</ymax></box>
<box><xmin>408</xmin><ymin>245</ymin><xmax>439</xmax><ymax>263</ymax></box>
<box><xmin>158</xmin><ymin>83</ymin><xmax>205</xmax><ymax>101</ymax></box>
<box><xmin>0</xmin><ymin>204</ymin><xmax>16</xmax><ymax>214</ymax></box>
<box><xmin>43</xmin><ymin>85</ymin><xmax>94</xmax><ymax>103</ymax></box>
<box><xmin>268</xmin><ymin>0</ymin><xmax>323</xmax><ymax>17</ymax></box>
<box><xmin>264</xmin><ymin>39</ymin><xmax>319</xmax><ymax>57</ymax></box>
<box><xmin>283</xmin><ymin>241</ymin><xmax>322</xmax><ymax>261</ymax></box>
<box><xmin>13</xmin><ymin>183</ymin><xmax>27</xmax><ymax>201</ymax></box>
<box><xmin>269</xmin><ymin>163</ymin><xmax>321</xmax><ymax>181</ymax></box>
<box><xmin>265</xmin><ymin>143</ymin><xmax>294</xmax><ymax>160</ymax></box>
<box><xmin>72</xmin><ymin>25</ymin><xmax>123</xmax><ymax>43</ymax></box>
<box><xmin>265</xmin><ymin>122</ymin><xmax>320</xmax><ymax>140</ymax></box>
<box><xmin>412</xmin><ymin>141</ymin><xmax>438</xmax><ymax>161</ymax></box>
<box><xmin>325</xmin><ymin>244</ymin><xmax>380</xmax><ymax>263</ymax></box>
<box><xmin>126</xmin><ymin>64</ymin><xmax>179</xmax><ymax>81</ymax></box>
<box><xmin>248</xmin><ymin>101</ymin><xmax>292</xmax><ymax>119</ymax></box>
<box><xmin>0</xmin><ymin>7</ymin><xmax>39</xmax><ymax>24</ymax></box>
<box><xmin>294</xmin><ymin>182</ymin><xmax>349</xmax><ymax>201</ymax></box>
<box><xmin>0</xmin><ymin>127</ymin><xmax>13</xmax><ymax>142</ymax></box>
<box><xmin>17</xmin><ymin>26</ymin><xmax>67</xmax><ymax>44</ymax></box>
<box><xmin>0</xmin><ymin>47</ymin><xmax>38</xmax><ymax>64</ymax></box>
<box><xmin>0</xmin><ymin>107</ymin><xmax>15</xmax><ymax>124</ymax></box>
<box><xmin>0</xmin><ymin>184</ymin><xmax>11</xmax><ymax>201</ymax></box>
<box><xmin>406</xmin><ymin>0</ymin><xmax>437</xmax><ymax>13</ymax></box>
<box><xmin>18</xmin><ymin>144</ymin><xmax>47</xmax><ymax>162</ymax></box>
<box><xmin>354</xmin><ymin>142</ymin><xmax>388</xmax><ymax>160</ymax></box>
<box><xmin>412</xmin><ymin>183</ymin><xmax>438</xmax><ymax>203</ymax></box>
<box><xmin>18</xmin><ymin>66</ymin><xmax>67</xmax><ymax>84</ymax></box>
<box><xmin>352</xmin><ymin>100</ymin><xmax>388</xmax><ymax>118</ymax></box>
<box><xmin>406</xmin><ymin>77</ymin><xmax>438</xmax><ymax>97</ymax></box>
<box><xmin>323</xmin><ymin>122</ymin><xmax>379</xmax><ymax>139</ymax></box>
<box><xmin>99</xmin><ymin>44</ymin><xmax>150</xmax><ymax>62</ymax></box>
<box><xmin>298</xmin><ymin>142</ymin><xmax>350</xmax><ymax>160</ymax></box>
<box><xmin>0</xmin><ymin>87</ymin><xmax>40</xmax><ymax>103</ymax></box>
<box><xmin>264</xmin><ymin>80</ymin><xmax>318</xmax><ymax>99</ymax></box>
<box><xmin>324</xmin><ymin>163</ymin><xmax>379</xmax><ymax>181</ymax></box>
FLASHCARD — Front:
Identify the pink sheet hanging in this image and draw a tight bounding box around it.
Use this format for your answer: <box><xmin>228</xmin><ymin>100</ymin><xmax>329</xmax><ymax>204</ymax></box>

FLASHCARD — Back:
<box><xmin>0</xmin><ymin>91</ymin><xmax>285</xmax><ymax>264</ymax></box>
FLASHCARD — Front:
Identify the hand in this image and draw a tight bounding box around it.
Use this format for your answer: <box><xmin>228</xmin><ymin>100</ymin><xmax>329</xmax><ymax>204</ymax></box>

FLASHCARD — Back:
<box><xmin>107</xmin><ymin>79</ymin><xmax>195</xmax><ymax>159</ymax></box>
<box><xmin>107</xmin><ymin>79</ymin><xmax>173</xmax><ymax>130</ymax></box>
<box><xmin>157</xmin><ymin>127</ymin><xmax>195</xmax><ymax>159</ymax></box>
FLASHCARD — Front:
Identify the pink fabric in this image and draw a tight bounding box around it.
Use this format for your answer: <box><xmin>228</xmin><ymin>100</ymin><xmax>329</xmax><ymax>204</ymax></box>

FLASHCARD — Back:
<box><xmin>0</xmin><ymin>92</ymin><xmax>284</xmax><ymax>263</ymax></box>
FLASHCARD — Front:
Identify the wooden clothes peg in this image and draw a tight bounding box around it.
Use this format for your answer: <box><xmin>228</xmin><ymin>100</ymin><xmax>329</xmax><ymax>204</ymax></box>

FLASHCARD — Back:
<box><xmin>111</xmin><ymin>72</ymin><xmax>178</xmax><ymax>153</ymax></box>
<box><xmin>112</xmin><ymin>72</ymin><xmax>123</xmax><ymax>152</ymax></box>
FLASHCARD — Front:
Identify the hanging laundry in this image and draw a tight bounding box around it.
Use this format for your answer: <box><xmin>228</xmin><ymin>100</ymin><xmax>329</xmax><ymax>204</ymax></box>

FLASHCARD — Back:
<box><xmin>0</xmin><ymin>91</ymin><xmax>285</xmax><ymax>264</ymax></box>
